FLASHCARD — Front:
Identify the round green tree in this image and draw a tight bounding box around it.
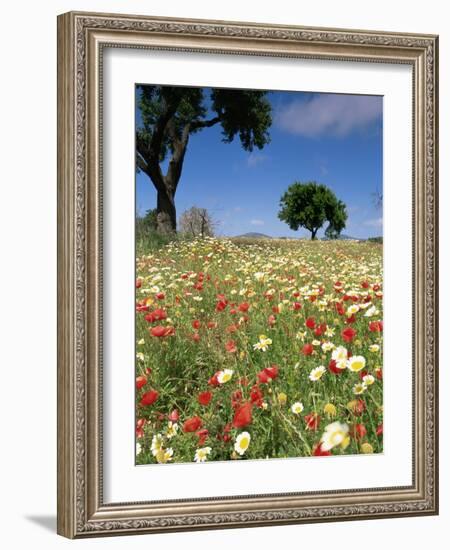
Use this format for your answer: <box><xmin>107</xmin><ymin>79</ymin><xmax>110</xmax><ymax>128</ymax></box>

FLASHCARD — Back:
<box><xmin>278</xmin><ymin>181</ymin><xmax>347</xmax><ymax>240</ymax></box>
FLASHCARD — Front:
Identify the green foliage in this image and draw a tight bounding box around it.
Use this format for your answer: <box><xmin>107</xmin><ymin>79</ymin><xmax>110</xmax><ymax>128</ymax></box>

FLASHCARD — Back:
<box><xmin>367</xmin><ymin>236</ymin><xmax>383</xmax><ymax>244</ymax></box>
<box><xmin>278</xmin><ymin>181</ymin><xmax>347</xmax><ymax>240</ymax></box>
<box><xmin>210</xmin><ymin>89</ymin><xmax>272</xmax><ymax>151</ymax></box>
<box><xmin>136</xmin><ymin>209</ymin><xmax>172</xmax><ymax>255</ymax></box>
<box><xmin>136</xmin><ymin>85</ymin><xmax>272</xmax><ymax>167</ymax></box>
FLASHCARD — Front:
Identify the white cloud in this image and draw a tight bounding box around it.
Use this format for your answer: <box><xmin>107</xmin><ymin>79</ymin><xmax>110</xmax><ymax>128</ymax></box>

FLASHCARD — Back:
<box><xmin>233</xmin><ymin>206</ymin><xmax>243</xmax><ymax>213</ymax></box>
<box><xmin>250</xmin><ymin>219</ymin><xmax>265</xmax><ymax>226</ymax></box>
<box><xmin>276</xmin><ymin>94</ymin><xmax>382</xmax><ymax>137</ymax></box>
<box><xmin>247</xmin><ymin>153</ymin><xmax>267</xmax><ymax>167</ymax></box>
<box><xmin>364</xmin><ymin>217</ymin><xmax>383</xmax><ymax>228</ymax></box>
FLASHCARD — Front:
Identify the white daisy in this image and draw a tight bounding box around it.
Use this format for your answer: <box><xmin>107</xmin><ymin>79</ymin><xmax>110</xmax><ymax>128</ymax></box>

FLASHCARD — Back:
<box><xmin>291</xmin><ymin>402</ymin><xmax>304</xmax><ymax>415</ymax></box>
<box><xmin>347</xmin><ymin>356</ymin><xmax>366</xmax><ymax>373</ymax></box>
<box><xmin>322</xmin><ymin>341</ymin><xmax>335</xmax><ymax>352</ymax></box>
<box><xmin>217</xmin><ymin>369</ymin><xmax>233</xmax><ymax>384</ymax></box>
<box><xmin>194</xmin><ymin>447</ymin><xmax>212</xmax><ymax>463</ymax></box>
<box><xmin>332</xmin><ymin>346</ymin><xmax>348</xmax><ymax>362</ymax></box>
<box><xmin>155</xmin><ymin>447</ymin><xmax>173</xmax><ymax>464</ymax></box>
<box><xmin>362</xmin><ymin>374</ymin><xmax>375</xmax><ymax>386</ymax></box>
<box><xmin>309</xmin><ymin>365</ymin><xmax>326</xmax><ymax>381</ymax></box>
<box><xmin>320</xmin><ymin>421</ymin><xmax>350</xmax><ymax>451</ymax></box>
<box><xmin>234</xmin><ymin>432</ymin><xmax>251</xmax><ymax>456</ymax></box>
<box><xmin>353</xmin><ymin>382</ymin><xmax>368</xmax><ymax>395</ymax></box>
<box><xmin>151</xmin><ymin>434</ymin><xmax>164</xmax><ymax>457</ymax></box>
<box><xmin>166</xmin><ymin>421</ymin><xmax>178</xmax><ymax>439</ymax></box>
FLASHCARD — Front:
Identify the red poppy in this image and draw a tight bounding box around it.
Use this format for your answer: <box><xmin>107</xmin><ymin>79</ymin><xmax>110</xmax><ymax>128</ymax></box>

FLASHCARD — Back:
<box><xmin>225</xmin><ymin>340</ymin><xmax>237</xmax><ymax>353</ymax></box>
<box><xmin>304</xmin><ymin>413</ymin><xmax>320</xmax><ymax>431</ymax></box>
<box><xmin>192</xmin><ymin>319</ymin><xmax>201</xmax><ymax>330</ymax></box>
<box><xmin>328</xmin><ymin>359</ymin><xmax>344</xmax><ymax>375</ymax></box>
<box><xmin>183</xmin><ymin>416</ymin><xmax>203</xmax><ymax>433</ymax></box>
<box><xmin>293</xmin><ymin>302</ymin><xmax>302</xmax><ymax>311</ymax></box>
<box><xmin>226</xmin><ymin>324</ymin><xmax>238</xmax><ymax>333</ymax></box>
<box><xmin>136</xmin><ymin>303</ymin><xmax>150</xmax><ymax>312</ymax></box>
<box><xmin>191</xmin><ymin>332</ymin><xmax>200</xmax><ymax>342</ymax></box>
<box><xmin>272</xmin><ymin>305</ymin><xmax>280</xmax><ymax>314</ymax></box>
<box><xmin>250</xmin><ymin>385</ymin><xmax>264</xmax><ymax>407</ymax></box>
<box><xmin>150</xmin><ymin>325</ymin><xmax>175</xmax><ymax>337</ymax></box>
<box><xmin>139</xmin><ymin>389</ymin><xmax>159</xmax><ymax>407</ymax></box>
<box><xmin>198</xmin><ymin>391</ymin><xmax>212</xmax><ymax>406</ymax></box>
<box><xmin>136</xmin><ymin>278</ymin><xmax>142</xmax><ymax>288</ymax></box>
<box><xmin>341</xmin><ymin>327</ymin><xmax>357</xmax><ymax>343</ymax></box>
<box><xmin>207</xmin><ymin>321</ymin><xmax>217</xmax><ymax>329</ymax></box>
<box><xmin>136</xmin><ymin>418</ymin><xmax>146</xmax><ymax>438</ymax></box>
<box><xmin>136</xmin><ymin>418</ymin><xmax>146</xmax><ymax>429</ymax></box>
<box><xmin>358</xmin><ymin>370</ymin><xmax>369</xmax><ymax>380</ymax></box>
<box><xmin>375</xmin><ymin>368</ymin><xmax>383</xmax><ymax>380</ymax></box>
<box><xmin>216</xmin><ymin>300</ymin><xmax>227</xmax><ymax>312</ymax></box>
<box><xmin>136</xmin><ymin>375</ymin><xmax>147</xmax><ymax>389</ymax></box>
<box><xmin>232</xmin><ymin>402</ymin><xmax>253</xmax><ymax>428</ymax></box>
<box><xmin>314</xmin><ymin>323</ymin><xmax>327</xmax><ymax>336</ymax></box>
<box><xmin>350</xmin><ymin>423</ymin><xmax>367</xmax><ymax>439</ymax></box>
<box><xmin>144</xmin><ymin>308</ymin><xmax>167</xmax><ymax>323</ymax></box>
<box><xmin>208</xmin><ymin>372</ymin><xmax>220</xmax><ymax>386</ymax></box>
<box><xmin>268</xmin><ymin>314</ymin><xmax>276</xmax><ymax>327</ymax></box>
<box><xmin>349</xmin><ymin>398</ymin><xmax>366</xmax><ymax>415</ymax></box>
<box><xmin>361</xmin><ymin>280</ymin><xmax>370</xmax><ymax>289</ymax></box>
<box><xmin>302</xmin><ymin>343</ymin><xmax>314</xmax><ymax>356</ymax></box>
<box><xmin>369</xmin><ymin>320</ymin><xmax>383</xmax><ymax>332</ymax></box>
<box><xmin>155</xmin><ymin>292</ymin><xmax>165</xmax><ymax>300</ymax></box>
<box><xmin>193</xmin><ymin>281</ymin><xmax>203</xmax><ymax>291</ymax></box>
<box><xmin>220</xmin><ymin>423</ymin><xmax>233</xmax><ymax>443</ymax></box>
<box><xmin>168</xmin><ymin>409</ymin><xmax>179</xmax><ymax>422</ymax></box>
<box><xmin>312</xmin><ymin>442</ymin><xmax>331</xmax><ymax>456</ymax></box>
<box><xmin>257</xmin><ymin>370</ymin><xmax>271</xmax><ymax>384</ymax></box>
<box><xmin>345</xmin><ymin>315</ymin><xmax>356</xmax><ymax>324</ymax></box>
<box><xmin>196</xmin><ymin>428</ymin><xmax>209</xmax><ymax>446</ymax></box>
<box><xmin>231</xmin><ymin>390</ymin><xmax>243</xmax><ymax>408</ymax></box>
<box><xmin>376</xmin><ymin>423</ymin><xmax>383</xmax><ymax>437</ymax></box>
<box><xmin>238</xmin><ymin>302</ymin><xmax>250</xmax><ymax>312</ymax></box>
<box><xmin>264</xmin><ymin>365</ymin><xmax>279</xmax><ymax>380</ymax></box>
<box><xmin>305</xmin><ymin>317</ymin><xmax>316</xmax><ymax>329</ymax></box>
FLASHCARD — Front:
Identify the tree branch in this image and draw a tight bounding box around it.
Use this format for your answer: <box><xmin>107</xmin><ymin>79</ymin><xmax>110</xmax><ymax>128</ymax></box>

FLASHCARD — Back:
<box><xmin>191</xmin><ymin>116</ymin><xmax>221</xmax><ymax>131</ymax></box>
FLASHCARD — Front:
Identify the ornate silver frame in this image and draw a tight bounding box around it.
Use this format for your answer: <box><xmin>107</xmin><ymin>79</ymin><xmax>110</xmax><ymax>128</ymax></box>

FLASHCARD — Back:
<box><xmin>57</xmin><ymin>11</ymin><xmax>439</xmax><ymax>538</ymax></box>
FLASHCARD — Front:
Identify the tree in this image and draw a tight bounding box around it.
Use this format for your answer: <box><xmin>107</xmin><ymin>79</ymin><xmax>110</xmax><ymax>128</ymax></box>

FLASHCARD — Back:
<box><xmin>136</xmin><ymin>86</ymin><xmax>272</xmax><ymax>234</ymax></box>
<box><xmin>278</xmin><ymin>181</ymin><xmax>347</xmax><ymax>240</ymax></box>
<box><xmin>179</xmin><ymin>206</ymin><xmax>217</xmax><ymax>238</ymax></box>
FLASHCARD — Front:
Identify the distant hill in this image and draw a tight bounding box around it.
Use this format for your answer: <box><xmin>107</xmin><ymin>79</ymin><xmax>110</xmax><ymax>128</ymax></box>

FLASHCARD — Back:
<box><xmin>234</xmin><ymin>232</ymin><xmax>272</xmax><ymax>239</ymax></box>
<box><xmin>322</xmin><ymin>234</ymin><xmax>362</xmax><ymax>241</ymax></box>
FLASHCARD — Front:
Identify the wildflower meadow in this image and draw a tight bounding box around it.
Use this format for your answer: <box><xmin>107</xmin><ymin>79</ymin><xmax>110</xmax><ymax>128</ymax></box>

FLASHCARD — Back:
<box><xmin>135</xmin><ymin>237</ymin><xmax>383</xmax><ymax>464</ymax></box>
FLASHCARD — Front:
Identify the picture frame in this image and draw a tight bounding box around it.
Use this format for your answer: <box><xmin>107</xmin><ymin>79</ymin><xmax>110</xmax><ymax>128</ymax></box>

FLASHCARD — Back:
<box><xmin>57</xmin><ymin>11</ymin><xmax>439</xmax><ymax>538</ymax></box>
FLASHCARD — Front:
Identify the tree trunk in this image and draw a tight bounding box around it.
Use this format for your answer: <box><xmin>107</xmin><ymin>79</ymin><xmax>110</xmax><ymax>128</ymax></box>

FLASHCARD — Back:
<box><xmin>311</xmin><ymin>228</ymin><xmax>318</xmax><ymax>240</ymax></box>
<box><xmin>156</xmin><ymin>189</ymin><xmax>176</xmax><ymax>235</ymax></box>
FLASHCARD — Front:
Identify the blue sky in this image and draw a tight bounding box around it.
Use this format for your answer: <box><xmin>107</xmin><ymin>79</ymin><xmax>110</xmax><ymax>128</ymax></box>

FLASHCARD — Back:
<box><xmin>136</xmin><ymin>88</ymin><xmax>383</xmax><ymax>239</ymax></box>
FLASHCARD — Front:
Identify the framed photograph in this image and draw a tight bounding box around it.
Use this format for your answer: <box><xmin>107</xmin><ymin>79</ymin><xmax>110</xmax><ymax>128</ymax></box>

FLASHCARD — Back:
<box><xmin>57</xmin><ymin>11</ymin><xmax>439</xmax><ymax>538</ymax></box>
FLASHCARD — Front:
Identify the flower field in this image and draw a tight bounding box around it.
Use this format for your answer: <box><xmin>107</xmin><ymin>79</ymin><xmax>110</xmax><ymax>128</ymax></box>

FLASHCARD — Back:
<box><xmin>135</xmin><ymin>237</ymin><xmax>383</xmax><ymax>464</ymax></box>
